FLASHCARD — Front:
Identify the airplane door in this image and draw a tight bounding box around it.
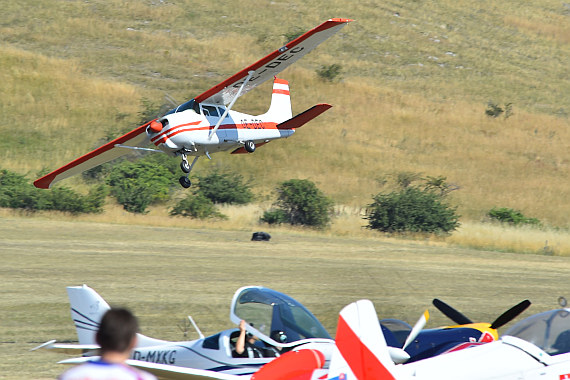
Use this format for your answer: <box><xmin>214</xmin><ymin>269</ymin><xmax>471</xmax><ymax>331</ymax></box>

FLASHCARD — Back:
<box><xmin>201</xmin><ymin>105</ymin><xmax>226</xmax><ymax>141</ymax></box>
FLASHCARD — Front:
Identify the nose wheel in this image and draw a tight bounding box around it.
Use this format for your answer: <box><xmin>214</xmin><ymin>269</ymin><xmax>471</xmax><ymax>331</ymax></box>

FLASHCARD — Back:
<box><xmin>179</xmin><ymin>176</ymin><xmax>192</xmax><ymax>188</ymax></box>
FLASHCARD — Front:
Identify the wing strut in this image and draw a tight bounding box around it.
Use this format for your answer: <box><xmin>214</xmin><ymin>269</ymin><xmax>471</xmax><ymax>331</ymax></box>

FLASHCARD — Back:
<box><xmin>208</xmin><ymin>70</ymin><xmax>255</xmax><ymax>140</ymax></box>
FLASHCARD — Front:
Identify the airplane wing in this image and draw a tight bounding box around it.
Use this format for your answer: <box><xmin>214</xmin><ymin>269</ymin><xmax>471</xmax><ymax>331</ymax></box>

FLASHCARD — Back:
<box><xmin>33</xmin><ymin>122</ymin><xmax>152</xmax><ymax>189</ymax></box>
<box><xmin>58</xmin><ymin>357</ymin><xmax>247</xmax><ymax>380</ymax></box>
<box><xmin>194</xmin><ymin>19</ymin><xmax>353</xmax><ymax>105</ymax></box>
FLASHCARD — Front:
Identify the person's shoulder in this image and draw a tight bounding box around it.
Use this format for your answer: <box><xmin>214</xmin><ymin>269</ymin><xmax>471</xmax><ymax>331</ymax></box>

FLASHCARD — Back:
<box><xmin>58</xmin><ymin>361</ymin><xmax>157</xmax><ymax>380</ymax></box>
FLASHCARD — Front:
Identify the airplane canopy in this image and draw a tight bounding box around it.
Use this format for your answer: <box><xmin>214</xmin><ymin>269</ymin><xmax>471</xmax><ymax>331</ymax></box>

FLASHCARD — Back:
<box><xmin>230</xmin><ymin>286</ymin><xmax>332</xmax><ymax>348</ymax></box>
<box><xmin>504</xmin><ymin>308</ymin><xmax>570</xmax><ymax>355</ymax></box>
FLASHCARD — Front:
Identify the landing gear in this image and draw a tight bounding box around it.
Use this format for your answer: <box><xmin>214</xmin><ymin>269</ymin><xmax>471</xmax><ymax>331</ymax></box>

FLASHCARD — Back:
<box><xmin>180</xmin><ymin>158</ymin><xmax>191</xmax><ymax>173</ymax></box>
<box><xmin>178</xmin><ymin>154</ymin><xmax>200</xmax><ymax>188</ymax></box>
<box><xmin>179</xmin><ymin>176</ymin><xmax>192</xmax><ymax>188</ymax></box>
<box><xmin>245</xmin><ymin>140</ymin><xmax>256</xmax><ymax>153</ymax></box>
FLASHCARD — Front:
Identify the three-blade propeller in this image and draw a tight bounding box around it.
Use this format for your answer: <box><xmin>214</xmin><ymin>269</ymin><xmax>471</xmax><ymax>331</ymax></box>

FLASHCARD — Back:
<box><xmin>432</xmin><ymin>298</ymin><xmax>531</xmax><ymax>329</ymax></box>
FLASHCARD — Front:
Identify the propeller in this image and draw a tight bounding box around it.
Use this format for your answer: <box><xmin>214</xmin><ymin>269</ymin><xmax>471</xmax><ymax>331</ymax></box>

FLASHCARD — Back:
<box><xmin>432</xmin><ymin>298</ymin><xmax>531</xmax><ymax>329</ymax></box>
<box><xmin>432</xmin><ymin>299</ymin><xmax>472</xmax><ymax>325</ymax></box>
<box><xmin>489</xmin><ymin>300</ymin><xmax>531</xmax><ymax>329</ymax></box>
<box><xmin>388</xmin><ymin>309</ymin><xmax>430</xmax><ymax>364</ymax></box>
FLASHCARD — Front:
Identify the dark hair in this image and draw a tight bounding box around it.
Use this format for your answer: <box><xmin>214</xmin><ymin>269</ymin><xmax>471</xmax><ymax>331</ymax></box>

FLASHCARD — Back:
<box><xmin>96</xmin><ymin>308</ymin><xmax>139</xmax><ymax>353</ymax></box>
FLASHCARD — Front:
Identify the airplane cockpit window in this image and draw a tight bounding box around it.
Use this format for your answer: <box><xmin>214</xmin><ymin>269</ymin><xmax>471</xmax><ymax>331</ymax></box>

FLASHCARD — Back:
<box><xmin>217</xmin><ymin>107</ymin><xmax>230</xmax><ymax>118</ymax></box>
<box><xmin>202</xmin><ymin>105</ymin><xmax>219</xmax><ymax>117</ymax></box>
<box><xmin>202</xmin><ymin>333</ymin><xmax>221</xmax><ymax>350</ymax></box>
<box><xmin>164</xmin><ymin>99</ymin><xmax>199</xmax><ymax>115</ymax></box>
<box><xmin>233</xmin><ymin>287</ymin><xmax>331</xmax><ymax>346</ymax></box>
<box><xmin>504</xmin><ymin>309</ymin><xmax>570</xmax><ymax>355</ymax></box>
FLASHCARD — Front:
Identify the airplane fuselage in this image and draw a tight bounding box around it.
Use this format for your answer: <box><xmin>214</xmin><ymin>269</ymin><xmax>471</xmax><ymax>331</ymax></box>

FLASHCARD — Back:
<box><xmin>148</xmin><ymin>103</ymin><xmax>294</xmax><ymax>157</ymax></box>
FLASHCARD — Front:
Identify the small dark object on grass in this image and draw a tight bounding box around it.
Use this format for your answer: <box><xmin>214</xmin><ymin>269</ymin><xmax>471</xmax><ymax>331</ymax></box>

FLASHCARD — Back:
<box><xmin>251</xmin><ymin>232</ymin><xmax>271</xmax><ymax>241</ymax></box>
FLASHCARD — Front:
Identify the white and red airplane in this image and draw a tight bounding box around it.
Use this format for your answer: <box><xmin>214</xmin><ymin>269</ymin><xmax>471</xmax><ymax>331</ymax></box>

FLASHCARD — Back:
<box><xmin>310</xmin><ymin>299</ymin><xmax>570</xmax><ymax>380</ymax></box>
<box><xmin>34</xmin><ymin>18</ymin><xmax>352</xmax><ymax>190</ymax></box>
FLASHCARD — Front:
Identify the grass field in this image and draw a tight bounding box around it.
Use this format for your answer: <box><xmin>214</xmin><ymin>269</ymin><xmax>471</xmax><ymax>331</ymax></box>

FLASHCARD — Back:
<box><xmin>1</xmin><ymin>216</ymin><xmax>570</xmax><ymax>379</ymax></box>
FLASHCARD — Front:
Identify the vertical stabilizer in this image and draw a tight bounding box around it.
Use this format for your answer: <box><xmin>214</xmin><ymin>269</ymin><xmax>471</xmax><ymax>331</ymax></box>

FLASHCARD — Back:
<box><xmin>329</xmin><ymin>299</ymin><xmax>401</xmax><ymax>380</ymax></box>
<box><xmin>263</xmin><ymin>77</ymin><xmax>293</xmax><ymax>124</ymax></box>
<box><xmin>67</xmin><ymin>285</ymin><xmax>111</xmax><ymax>345</ymax></box>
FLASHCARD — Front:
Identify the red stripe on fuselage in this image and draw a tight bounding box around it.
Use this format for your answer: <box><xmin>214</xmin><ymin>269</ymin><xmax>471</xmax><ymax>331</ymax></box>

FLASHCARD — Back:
<box><xmin>272</xmin><ymin>89</ymin><xmax>290</xmax><ymax>95</ymax></box>
<box><xmin>152</xmin><ymin>122</ymin><xmax>280</xmax><ymax>146</ymax></box>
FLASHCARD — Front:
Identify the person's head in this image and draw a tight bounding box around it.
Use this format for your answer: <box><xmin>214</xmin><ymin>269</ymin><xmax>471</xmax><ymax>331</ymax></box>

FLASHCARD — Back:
<box><xmin>96</xmin><ymin>308</ymin><xmax>139</xmax><ymax>354</ymax></box>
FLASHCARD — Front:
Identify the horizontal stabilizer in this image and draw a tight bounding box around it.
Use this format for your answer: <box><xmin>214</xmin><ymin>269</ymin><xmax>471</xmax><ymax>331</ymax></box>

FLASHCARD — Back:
<box><xmin>276</xmin><ymin>104</ymin><xmax>332</xmax><ymax>130</ymax></box>
<box><xmin>34</xmin><ymin>123</ymin><xmax>151</xmax><ymax>189</ymax></box>
<box><xmin>31</xmin><ymin>340</ymin><xmax>99</xmax><ymax>355</ymax></box>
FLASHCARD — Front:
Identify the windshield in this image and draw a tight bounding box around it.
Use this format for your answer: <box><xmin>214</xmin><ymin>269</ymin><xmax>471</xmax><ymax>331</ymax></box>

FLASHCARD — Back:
<box><xmin>230</xmin><ymin>287</ymin><xmax>331</xmax><ymax>345</ymax></box>
<box><xmin>504</xmin><ymin>308</ymin><xmax>570</xmax><ymax>355</ymax></box>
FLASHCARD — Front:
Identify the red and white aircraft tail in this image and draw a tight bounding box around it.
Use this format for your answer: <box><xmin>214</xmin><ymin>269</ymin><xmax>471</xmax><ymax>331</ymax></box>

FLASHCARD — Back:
<box><xmin>263</xmin><ymin>78</ymin><xmax>293</xmax><ymax>124</ymax></box>
<box><xmin>328</xmin><ymin>299</ymin><xmax>403</xmax><ymax>380</ymax></box>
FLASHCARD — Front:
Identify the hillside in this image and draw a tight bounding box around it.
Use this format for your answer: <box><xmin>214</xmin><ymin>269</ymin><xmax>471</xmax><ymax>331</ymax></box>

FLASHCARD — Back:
<box><xmin>1</xmin><ymin>0</ymin><xmax>568</xmax><ymax>226</ymax></box>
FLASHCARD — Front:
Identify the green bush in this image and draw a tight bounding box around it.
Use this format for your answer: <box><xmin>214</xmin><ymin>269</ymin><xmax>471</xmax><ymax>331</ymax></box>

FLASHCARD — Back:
<box><xmin>317</xmin><ymin>63</ymin><xmax>343</xmax><ymax>82</ymax></box>
<box><xmin>196</xmin><ymin>170</ymin><xmax>253</xmax><ymax>205</ymax></box>
<box><xmin>107</xmin><ymin>159</ymin><xmax>175</xmax><ymax>213</ymax></box>
<box><xmin>488</xmin><ymin>207</ymin><xmax>541</xmax><ymax>227</ymax></box>
<box><xmin>365</xmin><ymin>187</ymin><xmax>460</xmax><ymax>233</ymax></box>
<box><xmin>170</xmin><ymin>192</ymin><xmax>226</xmax><ymax>219</ymax></box>
<box><xmin>264</xmin><ymin>179</ymin><xmax>334</xmax><ymax>228</ymax></box>
<box><xmin>0</xmin><ymin>169</ymin><xmax>105</xmax><ymax>214</ymax></box>
<box><xmin>260</xmin><ymin>209</ymin><xmax>288</xmax><ymax>225</ymax></box>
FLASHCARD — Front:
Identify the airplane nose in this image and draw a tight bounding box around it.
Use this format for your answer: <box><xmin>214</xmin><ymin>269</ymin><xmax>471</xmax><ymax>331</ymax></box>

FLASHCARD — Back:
<box><xmin>149</xmin><ymin>120</ymin><xmax>163</xmax><ymax>133</ymax></box>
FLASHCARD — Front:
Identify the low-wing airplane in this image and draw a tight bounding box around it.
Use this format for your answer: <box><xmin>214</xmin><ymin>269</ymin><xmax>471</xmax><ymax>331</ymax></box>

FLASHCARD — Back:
<box><xmin>380</xmin><ymin>298</ymin><xmax>531</xmax><ymax>363</ymax></box>
<box><xmin>33</xmin><ymin>18</ymin><xmax>352</xmax><ymax>190</ymax></box>
<box><xmin>322</xmin><ymin>299</ymin><xmax>570</xmax><ymax>380</ymax></box>
<box><xmin>33</xmin><ymin>285</ymin><xmax>336</xmax><ymax>378</ymax></box>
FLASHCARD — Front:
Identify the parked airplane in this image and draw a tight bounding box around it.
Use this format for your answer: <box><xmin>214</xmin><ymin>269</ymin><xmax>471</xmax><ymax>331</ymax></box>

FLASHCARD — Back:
<box><xmin>324</xmin><ymin>299</ymin><xmax>570</xmax><ymax>380</ymax></box>
<box><xmin>33</xmin><ymin>285</ymin><xmax>335</xmax><ymax>377</ymax></box>
<box><xmin>33</xmin><ymin>18</ymin><xmax>352</xmax><ymax>190</ymax></box>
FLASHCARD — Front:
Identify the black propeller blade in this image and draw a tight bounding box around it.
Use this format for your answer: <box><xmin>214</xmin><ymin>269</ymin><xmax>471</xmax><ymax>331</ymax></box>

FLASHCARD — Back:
<box><xmin>490</xmin><ymin>299</ymin><xmax>531</xmax><ymax>329</ymax></box>
<box><xmin>433</xmin><ymin>298</ymin><xmax>532</xmax><ymax>329</ymax></box>
<box><xmin>432</xmin><ymin>298</ymin><xmax>473</xmax><ymax>325</ymax></box>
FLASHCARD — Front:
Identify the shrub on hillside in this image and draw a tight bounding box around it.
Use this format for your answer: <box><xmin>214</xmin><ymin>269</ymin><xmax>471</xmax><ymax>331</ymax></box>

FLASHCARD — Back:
<box><xmin>365</xmin><ymin>186</ymin><xmax>460</xmax><ymax>234</ymax></box>
<box><xmin>107</xmin><ymin>159</ymin><xmax>175</xmax><ymax>213</ymax></box>
<box><xmin>0</xmin><ymin>169</ymin><xmax>105</xmax><ymax>214</ymax></box>
<box><xmin>487</xmin><ymin>207</ymin><xmax>541</xmax><ymax>227</ymax></box>
<box><xmin>170</xmin><ymin>192</ymin><xmax>226</xmax><ymax>219</ymax></box>
<box><xmin>196</xmin><ymin>170</ymin><xmax>253</xmax><ymax>205</ymax></box>
<box><xmin>262</xmin><ymin>179</ymin><xmax>334</xmax><ymax>228</ymax></box>
<box><xmin>317</xmin><ymin>63</ymin><xmax>343</xmax><ymax>82</ymax></box>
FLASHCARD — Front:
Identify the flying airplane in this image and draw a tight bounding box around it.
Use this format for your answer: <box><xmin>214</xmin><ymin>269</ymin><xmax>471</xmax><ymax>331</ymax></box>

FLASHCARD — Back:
<box><xmin>33</xmin><ymin>18</ymin><xmax>352</xmax><ymax>190</ymax></box>
<box><xmin>321</xmin><ymin>299</ymin><xmax>570</xmax><ymax>380</ymax></box>
<box><xmin>33</xmin><ymin>285</ymin><xmax>336</xmax><ymax>378</ymax></box>
<box><xmin>379</xmin><ymin>297</ymin><xmax>531</xmax><ymax>363</ymax></box>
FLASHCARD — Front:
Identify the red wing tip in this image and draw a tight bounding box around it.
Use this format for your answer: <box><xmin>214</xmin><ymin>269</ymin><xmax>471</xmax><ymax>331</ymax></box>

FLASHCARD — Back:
<box><xmin>33</xmin><ymin>176</ymin><xmax>53</xmax><ymax>189</ymax></box>
<box><xmin>329</xmin><ymin>18</ymin><xmax>354</xmax><ymax>23</ymax></box>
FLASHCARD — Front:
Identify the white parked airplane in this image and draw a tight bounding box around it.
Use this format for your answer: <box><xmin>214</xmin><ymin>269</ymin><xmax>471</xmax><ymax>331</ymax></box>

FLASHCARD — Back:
<box><xmin>34</xmin><ymin>18</ymin><xmax>352</xmax><ymax>190</ymax></box>
<box><xmin>33</xmin><ymin>285</ymin><xmax>335</xmax><ymax>379</ymax></box>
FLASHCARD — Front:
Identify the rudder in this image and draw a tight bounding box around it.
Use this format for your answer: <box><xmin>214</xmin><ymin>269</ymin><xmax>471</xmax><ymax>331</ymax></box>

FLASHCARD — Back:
<box><xmin>66</xmin><ymin>285</ymin><xmax>111</xmax><ymax>345</ymax></box>
<box><xmin>263</xmin><ymin>77</ymin><xmax>293</xmax><ymax>124</ymax></box>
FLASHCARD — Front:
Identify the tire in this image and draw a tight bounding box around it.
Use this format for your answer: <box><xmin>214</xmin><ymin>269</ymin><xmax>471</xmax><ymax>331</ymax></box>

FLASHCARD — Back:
<box><xmin>179</xmin><ymin>176</ymin><xmax>192</xmax><ymax>188</ymax></box>
<box><xmin>180</xmin><ymin>160</ymin><xmax>191</xmax><ymax>173</ymax></box>
<box><xmin>245</xmin><ymin>140</ymin><xmax>256</xmax><ymax>153</ymax></box>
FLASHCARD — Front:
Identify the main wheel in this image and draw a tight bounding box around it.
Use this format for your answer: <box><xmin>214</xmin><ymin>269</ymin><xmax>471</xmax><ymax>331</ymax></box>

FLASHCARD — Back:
<box><xmin>180</xmin><ymin>159</ymin><xmax>191</xmax><ymax>173</ymax></box>
<box><xmin>179</xmin><ymin>176</ymin><xmax>192</xmax><ymax>188</ymax></box>
<box><xmin>245</xmin><ymin>140</ymin><xmax>256</xmax><ymax>153</ymax></box>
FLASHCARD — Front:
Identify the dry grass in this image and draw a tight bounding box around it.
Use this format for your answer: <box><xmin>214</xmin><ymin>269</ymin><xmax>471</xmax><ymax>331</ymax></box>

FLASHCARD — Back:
<box><xmin>1</xmin><ymin>216</ymin><xmax>570</xmax><ymax>379</ymax></box>
<box><xmin>0</xmin><ymin>1</ymin><xmax>568</xmax><ymax>237</ymax></box>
